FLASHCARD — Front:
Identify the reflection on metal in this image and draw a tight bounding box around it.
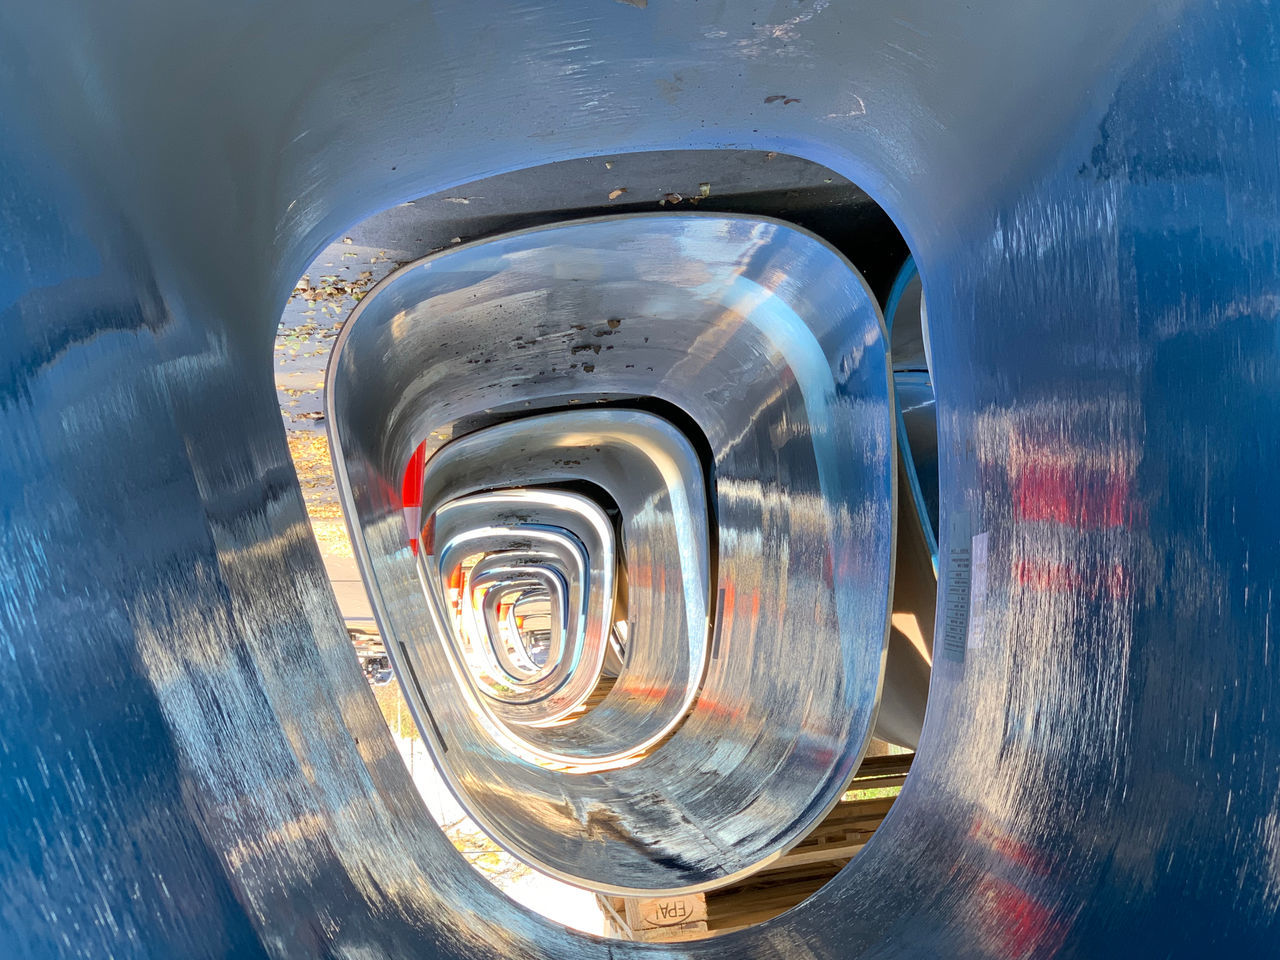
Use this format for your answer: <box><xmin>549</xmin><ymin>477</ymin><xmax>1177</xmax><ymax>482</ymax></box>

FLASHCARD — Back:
<box><xmin>425</xmin><ymin>489</ymin><xmax>615</xmax><ymax>726</ymax></box>
<box><xmin>328</xmin><ymin>213</ymin><xmax>896</xmax><ymax>893</ymax></box>
<box><xmin>868</xmin><ymin>256</ymin><xmax>939</xmax><ymax>750</ymax></box>
<box><xmin>887</xmin><ymin>258</ymin><xmax>939</xmax><ymax>560</ymax></box>
<box><xmin>5</xmin><ymin>1</ymin><xmax>1278</xmax><ymax>955</ymax></box>
<box><xmin>472</xmin><ymin>563</ymin><xmax>565</xmax><ymax>680</ymax></box>
<box><xmin>420</xmin><ymin>409</ymin><xmax>710</xmax><ymax>763</ymax></box>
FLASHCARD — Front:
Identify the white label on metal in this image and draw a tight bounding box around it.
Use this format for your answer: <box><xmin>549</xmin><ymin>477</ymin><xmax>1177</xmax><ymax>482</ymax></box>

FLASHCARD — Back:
<box><xmin>968</xmin><ymin>531</ymin><xmax>989</xmax><ymax>650</ymax></box>
<box><xmin>941</xmin><ymin>512</ymin><xmax>972</xmax><ymax>663</ymax></box>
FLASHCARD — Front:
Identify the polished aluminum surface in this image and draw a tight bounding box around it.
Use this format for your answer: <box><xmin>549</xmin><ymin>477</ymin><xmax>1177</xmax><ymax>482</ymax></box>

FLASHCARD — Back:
<box><xmin>420</xmin><ymin>408</ymin><xmax>711</xmax><ymax>761</ymax></box>
<box><xmin>4</xmin><ymin>0</ymin><xmax>1279</xmax><ymax>956</ymax></box>
<box><xmin>470</xmin><ymin>564</ymin><xmax>567</xmax><ymax>685</ymax></box>
<box><xmin>426</xmin><ymin>489</ymin><xmax>615</xmax><ymax>726</ymax></box>
<box><xmin>871</xmin><ymin>256</ymin><xmax>939</xmax><ymax>750</ymax></box>
<box><xmin>327</xmin><ymin>213</ymin><xmax>896</xmax><ymax>893</ymax></box>
<box><xmin>887</xmin><ymin>258</ymin><xmax>939</xmax><ymax>559</ymax></box>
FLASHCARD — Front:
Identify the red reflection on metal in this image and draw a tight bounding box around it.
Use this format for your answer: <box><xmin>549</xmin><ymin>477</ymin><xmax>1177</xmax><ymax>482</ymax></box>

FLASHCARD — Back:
<box><xmin>966</xmin><ymin>815</ymin><xmax>1066</xmax><ymax>958</ymax></box>
<box><xmin>969</xmin><ymin>819</ymin><xmax>1052</xmax><ymax>877</ymax></box>
<box><xmin>973</xmin><ymin>875</ymin><xmax>1066</xmax><ymax>959</ymax></box>
<box><xmin>1012</xmin><ymin>462</ymin><xmax>1133</xmax><ymax>529</ymax></box>
<box><xmin>402</xmin><ymin>442</ymin><xmax>426</xmax><ymax>555</ymax></box>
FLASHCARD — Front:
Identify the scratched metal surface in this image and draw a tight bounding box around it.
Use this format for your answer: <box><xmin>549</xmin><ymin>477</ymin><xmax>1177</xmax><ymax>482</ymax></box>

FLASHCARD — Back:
<box><xmin>2</xmin><ymin>0</ymin><xmax>1278</xmax><ymax>958</ymax></box>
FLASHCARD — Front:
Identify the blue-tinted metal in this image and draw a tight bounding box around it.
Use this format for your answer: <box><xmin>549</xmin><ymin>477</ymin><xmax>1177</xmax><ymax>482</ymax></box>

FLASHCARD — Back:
<box><xmin>2</xmin><ymin>0</ymin><xmax>1279</xmax><ymax>957</ymax></box>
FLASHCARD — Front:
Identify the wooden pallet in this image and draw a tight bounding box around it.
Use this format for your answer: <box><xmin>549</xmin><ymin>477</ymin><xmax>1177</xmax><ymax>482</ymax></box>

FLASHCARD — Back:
<box><xmin>599</xmin><ymin>751</ymin><xmax>912</xmax><ymax>941</ymax></box>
